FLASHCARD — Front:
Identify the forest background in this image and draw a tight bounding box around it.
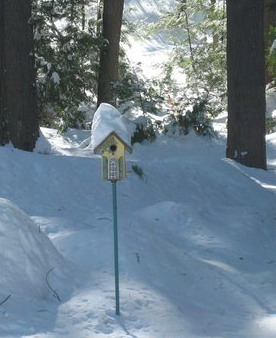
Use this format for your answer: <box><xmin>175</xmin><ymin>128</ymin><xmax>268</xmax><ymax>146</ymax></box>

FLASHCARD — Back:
<box><xmin>0</xmin><ymin>0</ymin><xmax>276</xmax><ymax>166</ymax></box>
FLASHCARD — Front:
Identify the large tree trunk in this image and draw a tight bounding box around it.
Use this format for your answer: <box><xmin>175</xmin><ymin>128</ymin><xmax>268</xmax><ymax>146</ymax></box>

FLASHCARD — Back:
<box><xmin>0</xmin><ymin>0</ymin><xmax>39</xmax><ymax>151</ymax></box>
<box><xmin>97</xmin><ymin>0</ymin><xmax>124</xmax><ymax>107</ymax></box>
<box><xmin>226</xmin><ymin>0</ymin><xmax>267</xmax><ymax>169</ymax></box>
<box><xmin>0</xmin><ymin>0</ymin><xmax>8</xmax><ymax>146</ymax></box>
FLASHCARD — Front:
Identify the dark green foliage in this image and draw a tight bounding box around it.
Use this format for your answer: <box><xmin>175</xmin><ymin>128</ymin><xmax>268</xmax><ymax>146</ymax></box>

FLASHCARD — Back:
<box><xmin>266</xmin><ymin>116</ymin><xmax>276</xmax><ymax>134</ymax></box>
<box><xmin>32</xmin><ymin>0</ymin><xmax>101</xmax><ymax>131</ymax></box>
<box><xmin>131</xmin><ymin>120</ymin><xmax>156</xmax><ymax>145</ymax></box>
<box><xmin>150</xmin><ymin>0</ymin><xmax>227</xmax><ymax>114</ymax></box>
<box><xmin>266</xmin><ymin>26</ymin><xmax>276</xmax><ymax>82</ymax></box>
<box><xmin>32</xmin><ymin>1</ymin><xmax>151</xmax><ymax>131</ymax></box>
<box><xmin>30</xmin><ymin>0</ymin><xmax>224</xmax><ymax>139</ymax></box>
<box><xmin>164</xmin><ymin>98</ymin><xmax>216</xmax><ymax>137</ymax></box>
<box><xmin>115</xmin><ymin>63</ymin><xmax>164</xmax><ymax>115</ymax></box>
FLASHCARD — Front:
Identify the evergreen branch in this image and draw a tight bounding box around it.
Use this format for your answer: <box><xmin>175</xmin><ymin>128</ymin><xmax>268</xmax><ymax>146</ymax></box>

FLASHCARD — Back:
<box><xmin>47</xmin><ymin>22</ymin><xmax>63</xmax><ymax>39</ymax></box>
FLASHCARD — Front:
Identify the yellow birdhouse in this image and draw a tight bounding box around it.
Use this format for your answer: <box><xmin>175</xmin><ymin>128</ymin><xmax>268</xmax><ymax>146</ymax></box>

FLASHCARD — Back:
<box><xmin>94</xmin><ymin>131</ymin><xmax>132</xmax><ymax>181</ymax></box>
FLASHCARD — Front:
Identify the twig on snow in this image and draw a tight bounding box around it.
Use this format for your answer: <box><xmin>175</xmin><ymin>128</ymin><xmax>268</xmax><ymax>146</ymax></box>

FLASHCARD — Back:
<box><xmin>46</xmin><ymin>268</ymin><xmax>61</xmax><ymax>302</ymax></box>
<box><xmin>0</xmin><ymin>294</ymin><xmax>11</xmax><ymax>306</ymax></box>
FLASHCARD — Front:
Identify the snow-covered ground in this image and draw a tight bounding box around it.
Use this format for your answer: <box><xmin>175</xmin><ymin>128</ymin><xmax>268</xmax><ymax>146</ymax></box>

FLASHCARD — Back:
<box><xmin>0</xmin><ymin>1</ymin><xmax>276</xmax><ymax>337</ymax></box>
<box><xmin>0</xmin><ymin>117</ymin><xmax>275</xmax><ymax>337</ymax></box>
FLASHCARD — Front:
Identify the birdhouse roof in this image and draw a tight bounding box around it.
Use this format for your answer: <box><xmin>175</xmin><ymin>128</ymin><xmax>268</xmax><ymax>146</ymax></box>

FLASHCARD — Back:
<box><xmin>93</xmin><ymin>131</ymin><xmax>132</xmax><ymax>154</ymax></box>
<box><xmin>91</xmin><ymin>103</ymin><xmax>132</xmax><ymax>153</ymax></box>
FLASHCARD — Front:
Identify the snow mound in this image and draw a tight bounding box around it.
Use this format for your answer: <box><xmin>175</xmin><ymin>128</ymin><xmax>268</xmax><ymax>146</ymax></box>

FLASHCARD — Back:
<box><xmin>90</xmin><ymin>103</ymin><xmax>131</xmax><ymax>151</ymax></box>
<box><xmin>35</xmin><ymin>128</ymin><xmax>52</xmax><ymax>154</ymax></box>
<box><xmin>0</xmin><ymin>198</ymin><xmax>68</xmax><ymax>300</ymax></box>
<box><xmin>266</xmin><ymin>88</ymin><xmax>276</xmax><ymax>118</ymax></box>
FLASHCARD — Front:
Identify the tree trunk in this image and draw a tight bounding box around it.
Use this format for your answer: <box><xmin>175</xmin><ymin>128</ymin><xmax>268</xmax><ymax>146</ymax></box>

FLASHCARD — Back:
<box><xmin>97</xmin><ymin>0</ymin><xmax>124</xmax><ymax>107</ymax></box>
<box><xmin>2</xmin><ymin>0</ymin><xmax>39</xmax><ymax>151</ymax></box>
<box><xmin>226</xmin><ymin>0</ymin><xmax>267</xmax><ymax>169</ymax></box>
<box><xmin>0</xmin><ymin>0</ymin><xmax>8</xmax><ymax>145</ymax></box>
<box><xmin>210</xmin><ymin>0</ymin><xmax>219</xmax><ymax>48</ymax></box>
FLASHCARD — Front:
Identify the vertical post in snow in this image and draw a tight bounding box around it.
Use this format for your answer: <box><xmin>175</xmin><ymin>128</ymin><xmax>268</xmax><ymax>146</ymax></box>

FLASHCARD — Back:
<box><xmin>112</xmin><ymin>181</ymin><xmax>120</xmax><ymax>315</ymax></box>
<box><xmin>91</xmin><ymin>105</ymin><xmax>133</xmax><ymax>316</ymax></box>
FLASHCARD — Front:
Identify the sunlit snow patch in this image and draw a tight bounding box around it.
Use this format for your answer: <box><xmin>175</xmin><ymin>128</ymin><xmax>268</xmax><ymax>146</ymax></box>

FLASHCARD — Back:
<box><xmin>253</xmin><ymin>315</ymin><xmax>276</xmax><ymax>337</ymax></box>
<box><xmin>90</xmin><ymin>103</ymin><xmax>132</xmax><ymax>152</ymax></box>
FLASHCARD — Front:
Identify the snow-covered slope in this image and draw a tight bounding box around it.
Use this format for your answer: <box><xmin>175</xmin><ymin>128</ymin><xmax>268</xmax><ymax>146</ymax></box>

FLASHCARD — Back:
<box><xmin>124</xmin><ymin>0</ymin><xmax>176</xmax><ymax>78</ymax></box>
<box><xmin>0</xmin><ymin>126</ymin><xmax>275</xmax><ymax>337</ymax></box>
<box><xmin>0</xmin><ymin>198</ymin><xmax>70</xmax><ymax>299</ymax></box>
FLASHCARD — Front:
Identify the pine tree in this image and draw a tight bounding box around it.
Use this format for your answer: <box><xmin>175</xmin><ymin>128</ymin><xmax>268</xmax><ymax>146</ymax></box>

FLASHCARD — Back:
<box><xmin>152</xmin><ymin>0</ymin><xmax>227</xmax><ymax>115</ymax></box>
<box><xmin>32</xmin><ymin>0</ymin><xmax>101</xmax><ymax>130</ymax></box>
<box><xmin>226</xmin><ymin>0</ymin><xmax>266</xmax><ymax>169</ymax></box>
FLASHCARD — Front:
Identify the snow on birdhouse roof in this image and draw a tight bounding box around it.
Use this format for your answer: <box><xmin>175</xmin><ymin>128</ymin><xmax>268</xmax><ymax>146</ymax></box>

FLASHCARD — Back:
<box><xmin>91</xmin><ymin>103</ymin><xmax>132</xmax><ymax>153</ymax></box>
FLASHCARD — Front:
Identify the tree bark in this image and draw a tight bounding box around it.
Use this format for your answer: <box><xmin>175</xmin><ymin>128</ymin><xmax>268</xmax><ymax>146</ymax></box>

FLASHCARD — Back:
<box><xmin>1</xmin><ymin>0</ymin><xmax>39</xmax><ymax>151</ymax></box>
<box><xmin>97</xmin><ymin>0</ymin><xmax>124</xmax><ymax>107</ymax></box>
<box><xmin>226</xmin><ymin>0</ymin><xmax>266</xmax><ymax>169</ymax></box>
<box><xmin>0</xmin><ymin>0</ymin><xmax>8</xmax><ymax>145</ymax></box>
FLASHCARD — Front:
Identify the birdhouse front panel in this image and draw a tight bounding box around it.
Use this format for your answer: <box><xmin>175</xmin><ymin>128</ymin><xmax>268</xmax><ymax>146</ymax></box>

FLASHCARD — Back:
<box><xmin>100</xmin><ymin>135</ymin><xmax>127</xmax><ymax>181</ymax></box>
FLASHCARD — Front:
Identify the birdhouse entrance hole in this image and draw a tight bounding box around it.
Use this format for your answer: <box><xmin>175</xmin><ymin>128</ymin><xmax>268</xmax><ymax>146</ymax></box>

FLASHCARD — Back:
<box><xmin>110</xmin><ymin>144</ymin><xmax>117</xmax><ymax>154</ymax></box>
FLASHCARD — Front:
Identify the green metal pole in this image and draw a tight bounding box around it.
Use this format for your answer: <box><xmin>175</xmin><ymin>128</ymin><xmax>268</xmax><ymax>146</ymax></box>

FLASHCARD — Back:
<box><xmin>112</xmin><ymin>181</ymin><xmax>120</xmax><ymax>315</ymax></box>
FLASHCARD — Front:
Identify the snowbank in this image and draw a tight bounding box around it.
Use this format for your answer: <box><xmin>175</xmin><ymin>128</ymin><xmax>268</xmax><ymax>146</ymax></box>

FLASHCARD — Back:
<box><xmin>266</xmin><ymin>88</ymin><xmax>276</xmax><ymax>118</ymax></box>
<box><xmin>90</xmin><ymin>103</ymin><xmax>132</xmax><ymax>151</ymax></box>
<box><xmin>0</xmin><ymin>198</ymin><xmax>68</xmax><ymax>300</ymax></box>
